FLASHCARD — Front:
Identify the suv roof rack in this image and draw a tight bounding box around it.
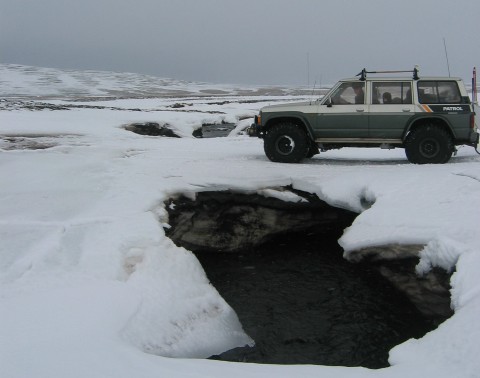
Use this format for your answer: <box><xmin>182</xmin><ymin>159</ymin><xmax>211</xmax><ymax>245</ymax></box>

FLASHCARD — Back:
<box><xmin>357</xmin><ymin>67</ymin><xmax>420</xmax><ymax>81</ymax></box>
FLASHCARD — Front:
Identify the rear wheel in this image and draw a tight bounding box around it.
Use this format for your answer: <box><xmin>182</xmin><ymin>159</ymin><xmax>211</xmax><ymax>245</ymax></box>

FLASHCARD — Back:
<box><xmin>264</xmin><ymin>122</ymin><xmax>309</xmax><ymax>163</ymax></box>
<box><xmin>404</xmin><ymin>125</ymin><xmax>453</xmax><ymax>164</ymax></box>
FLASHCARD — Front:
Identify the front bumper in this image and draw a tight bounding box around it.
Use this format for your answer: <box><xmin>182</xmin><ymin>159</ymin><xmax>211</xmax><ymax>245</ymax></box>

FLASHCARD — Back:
<box><xmin>248</xmin><ymin>114</ymin><xmax>265</xmax><ymax>138</ymax></box>
<box><xmin>247</xmin><ymin>123</ymin><xmax>262</xmax><ymax>137</ymax></box>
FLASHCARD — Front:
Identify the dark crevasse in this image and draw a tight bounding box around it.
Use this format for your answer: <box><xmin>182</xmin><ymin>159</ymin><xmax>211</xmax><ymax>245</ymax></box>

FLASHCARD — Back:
<box><xmin>195</xmin><ymin>231</ymin><xmax>436</xmax><ymax>368</ymax></box>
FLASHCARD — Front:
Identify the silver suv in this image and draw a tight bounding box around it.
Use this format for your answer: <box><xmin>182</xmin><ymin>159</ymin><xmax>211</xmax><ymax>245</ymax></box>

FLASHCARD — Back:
<box><xmin>249</xmin><ymin>68</ymin><xmax>479</xmax><ymax>164</ymax></box>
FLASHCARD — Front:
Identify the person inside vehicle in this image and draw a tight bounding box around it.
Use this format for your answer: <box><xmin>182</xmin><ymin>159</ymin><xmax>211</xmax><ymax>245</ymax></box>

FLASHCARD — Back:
<box><xmin>352</xmin><ymin>83</ymin><xmax>364</xmax><ymax>104</ymax></box>
<box><xmin>382</xmin><ymin>92</ymin><xmax>392</xmax><ymax>104</ymax></box>
<box><xmin>404</xmin><ymin>89</ymin><xmax>412</xmax><ymax>104</ymax></box>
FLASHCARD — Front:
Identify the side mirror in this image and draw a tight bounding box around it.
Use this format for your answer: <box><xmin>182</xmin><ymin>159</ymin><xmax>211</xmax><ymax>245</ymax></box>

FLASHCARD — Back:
<box><xmin>326</xmin><ymin>97</ymin><xmax>333</xmax><ymax>107</ymax></box>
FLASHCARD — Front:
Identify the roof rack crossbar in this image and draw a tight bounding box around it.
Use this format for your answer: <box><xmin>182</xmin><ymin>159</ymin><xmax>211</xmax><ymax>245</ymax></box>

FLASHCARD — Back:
<box><xmin>357</xmin><ymin>67</ymin><xmax>420</xmax><ymax>81</ymax></box>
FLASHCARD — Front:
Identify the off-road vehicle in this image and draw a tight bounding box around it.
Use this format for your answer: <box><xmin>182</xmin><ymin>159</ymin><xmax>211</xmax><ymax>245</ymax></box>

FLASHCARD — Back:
<box><xmin>249</xmin><ymin>68</ymin><xmax>479</xmax><ymax>164</ymax></box>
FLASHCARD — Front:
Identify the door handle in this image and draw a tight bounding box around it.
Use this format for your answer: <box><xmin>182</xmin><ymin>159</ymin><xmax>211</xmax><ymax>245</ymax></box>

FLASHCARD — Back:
<box><xmin>402</xmin><ymin>108</ymin><xmax>411</xmax><ymax>112</ymax></box>
<box><xmin>356</xmin><ymin>109</ymin><xmax>365</xmax><ymax>112</ymax></box>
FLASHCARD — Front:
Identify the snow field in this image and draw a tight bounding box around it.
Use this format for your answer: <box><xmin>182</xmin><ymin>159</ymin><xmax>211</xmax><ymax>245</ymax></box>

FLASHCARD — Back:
<box><xmin>1</xmin><ymin>69</ymin><xmax>480</xmax><ymax>378</ymax></box>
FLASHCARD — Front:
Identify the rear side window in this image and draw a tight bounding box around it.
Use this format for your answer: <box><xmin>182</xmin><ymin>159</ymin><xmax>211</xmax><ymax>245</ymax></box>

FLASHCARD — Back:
<box><xmin>371</xmin><ymin>82</ymin><xmax>412</xmax><ymax>104</ymax></box>
<box><xmin>417</xmin><ymin>81</ymin><xmax>461</xmax><ymax>104</ymax></box>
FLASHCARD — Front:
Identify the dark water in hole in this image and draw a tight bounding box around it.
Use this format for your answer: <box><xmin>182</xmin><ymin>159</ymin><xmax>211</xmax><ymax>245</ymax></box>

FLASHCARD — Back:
<box><xmin>194</xmin><ymin>231</ymin><xmax>435</xmax><ymax>368</ymax></box>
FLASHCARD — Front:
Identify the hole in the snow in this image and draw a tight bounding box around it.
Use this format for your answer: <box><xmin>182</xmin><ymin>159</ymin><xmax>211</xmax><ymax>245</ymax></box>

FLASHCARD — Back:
<box><xmin>124</xmin><ymin>122</ymin><xmax>181</xmax><ymax>137</ymax></box>
<box><xmin>164</xmin><ymin>189</ymin><xmax>451</xmax><ymax>368</ymax></box>
<box><xmin>124</xmin><ymin>121</ymin><xmax>236</xmax><ymax>138</ymax></box>
<box><xmin>0</xmin><ymin>136</ymin><xmax>58</xmax><ymax>150</ymax></box>
<box><xmin>200</xmin><ymin>122</ymin><xmax>236</xmax><ymax>138</ymax></box>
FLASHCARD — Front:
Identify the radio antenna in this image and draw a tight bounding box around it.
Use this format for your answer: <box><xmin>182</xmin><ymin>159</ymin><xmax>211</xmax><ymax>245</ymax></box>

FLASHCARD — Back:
<box><xmin>443</xmin><ymin>38</ymin><xmax>451</xmax><ymax>77</ymax></box>
<box><xmin>473</xmin><ymin>67</ymin><xmax>478</xmax><ymax>104</ymax></box>
<box><xmin>310</xmin><ymin>80</ymin><xmax>316</xmax><ymax>105</ymax></box>
<box><xmin>306</xmin><ymin>52</ymin><xmax>310</xmax><ymax>87</ymax></box>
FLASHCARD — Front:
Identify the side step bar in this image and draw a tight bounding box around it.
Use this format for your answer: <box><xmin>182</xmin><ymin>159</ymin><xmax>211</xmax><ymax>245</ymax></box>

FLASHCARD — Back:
<box><xmin>314</xmin><ymin>138</ymin><xmax>402</xmax><ymax>144</ymax></box>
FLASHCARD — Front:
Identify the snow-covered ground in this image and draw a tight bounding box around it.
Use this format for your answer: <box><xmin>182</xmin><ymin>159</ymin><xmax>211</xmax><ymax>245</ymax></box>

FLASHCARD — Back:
<box><xmin>1</xmin><ymin>65</ymin><xmax>480</xmax><ymax>378</ymax></box>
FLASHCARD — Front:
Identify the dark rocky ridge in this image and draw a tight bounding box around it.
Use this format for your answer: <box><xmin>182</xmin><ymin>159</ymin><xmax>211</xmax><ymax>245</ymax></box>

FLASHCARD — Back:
<box><xmin>165</xmin><ymin>187</ymin><xmax>356</xmax><ymax>253</ymax></box>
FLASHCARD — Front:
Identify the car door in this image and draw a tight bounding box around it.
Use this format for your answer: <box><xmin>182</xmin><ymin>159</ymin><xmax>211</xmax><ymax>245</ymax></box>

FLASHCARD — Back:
<box><xmin>368</xmin><ymin>81</ymin><xmax>415</xmax><ymax>139</ymax></box>
<box><xmin>314</xmin><ymin>81</ymin><xmax>369</xmax><ymax>139</ymax></box>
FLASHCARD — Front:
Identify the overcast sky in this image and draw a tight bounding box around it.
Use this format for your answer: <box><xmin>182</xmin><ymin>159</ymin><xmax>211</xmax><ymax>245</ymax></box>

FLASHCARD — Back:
<box><xmin>1</xmin><ymin>0</ymin><xmax>479</xmax><ymax>85</ymax></box>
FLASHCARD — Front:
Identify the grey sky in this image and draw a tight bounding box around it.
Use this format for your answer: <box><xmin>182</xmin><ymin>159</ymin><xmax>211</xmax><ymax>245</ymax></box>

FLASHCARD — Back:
<box><xmin>1</xmin><ymin>0</ymin><xmax>479</xmax><ymax>85</ymax></box>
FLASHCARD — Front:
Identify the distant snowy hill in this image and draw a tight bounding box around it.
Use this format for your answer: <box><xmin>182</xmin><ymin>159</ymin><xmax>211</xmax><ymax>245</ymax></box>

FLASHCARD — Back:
<box><xmin>0</xmin><ymin>64</ymin><xmax>308</xmax><ymax>99</ymax></box>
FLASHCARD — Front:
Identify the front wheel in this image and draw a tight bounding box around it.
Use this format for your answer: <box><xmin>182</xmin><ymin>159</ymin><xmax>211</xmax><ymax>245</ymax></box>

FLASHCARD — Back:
<box><xmin>264</xmin><ymin>122</ymin><xmax>309</xmax><ymax>163</ymax></box>
<box><xmin>404</xmin><ymin>125</ymin><xmax>453</xmax><ymax>164</ymax></box>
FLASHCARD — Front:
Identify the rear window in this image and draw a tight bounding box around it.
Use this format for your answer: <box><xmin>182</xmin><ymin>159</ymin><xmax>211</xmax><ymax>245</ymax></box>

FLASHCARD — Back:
<box><xmin>417</xmin><ymin>81</ymin><xmax>462</xmax><ymax>104</ymax></box>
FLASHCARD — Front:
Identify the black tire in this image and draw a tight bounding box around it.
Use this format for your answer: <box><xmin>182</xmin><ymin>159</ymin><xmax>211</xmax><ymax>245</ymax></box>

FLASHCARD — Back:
<box><xmin>264</xmin><ymin>122</ymin><xmax>309</xmax><ymax>163</ymax></box>
<box><xmin>404</xmin><ymin>125</ymin><xmax>453</xmax><ymax>164</ymax></box>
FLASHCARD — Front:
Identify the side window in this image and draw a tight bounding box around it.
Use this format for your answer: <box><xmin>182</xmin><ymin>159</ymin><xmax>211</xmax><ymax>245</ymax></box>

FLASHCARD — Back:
<box><xmin>330</xmin><ymin>82</ymin><xmax>365</xmax><ymax>105</ymax></box>
<box><xmin>417</xmin><ymin>81</ymin><xmax>461</xmax><ymax>104</ymax></box>
<box><xmin>371</xmin><ymin>82</ymin><xmax>412</xmax><ymax>104</ymax></box>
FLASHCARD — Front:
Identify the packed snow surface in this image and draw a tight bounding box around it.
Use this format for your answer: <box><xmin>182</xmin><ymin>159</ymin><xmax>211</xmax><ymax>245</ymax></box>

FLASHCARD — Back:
<box><xmin>1</xmin><ymin>65</ymin><xmax>480</xmax><ymax>378</ymax></box>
